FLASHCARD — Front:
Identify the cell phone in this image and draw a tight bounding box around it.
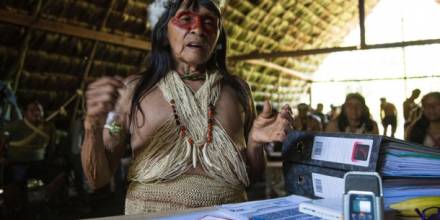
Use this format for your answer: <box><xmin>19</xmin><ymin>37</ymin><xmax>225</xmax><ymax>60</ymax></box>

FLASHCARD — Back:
<box><xmin>343</xmin><ymin>172</ymin><xmax>383</xmax><ymax>220</ymax></box>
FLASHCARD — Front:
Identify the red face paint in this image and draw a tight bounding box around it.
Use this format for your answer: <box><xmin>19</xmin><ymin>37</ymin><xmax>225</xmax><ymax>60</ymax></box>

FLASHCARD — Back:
<box><xmin>171</xmin><ymin>11</ymin><xmax>219</xmax><ymax>35</ymax></box>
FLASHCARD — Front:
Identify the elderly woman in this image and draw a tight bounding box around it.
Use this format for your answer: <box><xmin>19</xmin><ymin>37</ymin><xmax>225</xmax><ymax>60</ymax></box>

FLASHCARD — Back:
<box><xmin>326</xmin><ymin>93</ymin><xmax>379</xmax><ymax>134</ymax></box>
<box><xmin>406</xmin><ymin>92</ymin><xmax>440</xmax><ymax>148</ymax></box>
<box><xmin>81</xmin><ymin>0</ymin><xmax>293</xmax><ymax>215</ymax></box>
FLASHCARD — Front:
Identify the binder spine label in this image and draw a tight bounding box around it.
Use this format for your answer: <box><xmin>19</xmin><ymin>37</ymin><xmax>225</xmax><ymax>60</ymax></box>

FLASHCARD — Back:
<box><xmin>312</xmin><ymin>173</ymin><xmax>345</xmax><ymax>199</ymax></box>
<box><xmin>311</xmin><ymin>136</ymin><xmax>374</xmax><ymax>167</ymax></box>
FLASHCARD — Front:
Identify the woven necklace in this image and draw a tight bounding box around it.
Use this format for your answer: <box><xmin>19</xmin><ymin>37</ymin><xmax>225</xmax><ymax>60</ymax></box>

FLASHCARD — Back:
<box><xmin>168</xmin><ymin>72</ymin><xmax>217</xmax><ymax>169</ymax></box>
<box><xmin>129</xmin><ymin>70</ymin><xmax>250</xmax><ymax>186</ymax></box>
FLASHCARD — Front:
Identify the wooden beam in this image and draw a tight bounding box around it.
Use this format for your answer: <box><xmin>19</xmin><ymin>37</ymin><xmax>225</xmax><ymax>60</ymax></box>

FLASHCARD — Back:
<box><xmin>12</xmin><ymin>0</ymin><xmax>44</xmax><ymax>91</ymax></box>
<box><xmin>71</xmin><ymin>0</ymin><xmax>117</xmax><ymax>123</ymax></box>
<box><xmin>0</xmin><ymin>9</ymin><xmax>151</xmax><ymax>51</ymax></box>
<box><xmin>12</xmin><ymin>33</ymin><xmax>31</xmax><ymax>91</ymax></box>
<box><xmin>230</xmin><ymin>46</ymin><xmax>357</xmax><ymax>61</ymax></box>
<box><xmin>313</xmin><ymin>74</ymin><xmax>440</xmax><ymax>83</ymax></box>
<box><xmin>246</xmin><ymin>59</ymin><xmax>313</xmax><ymax>81</ymax></box>
<box><xmin>229</xmin><ymin>39</ymin><xmax>440</xmax><ymax>61</ymax></box>
<box><xmin>358</xmin><ymin>0</ymin><xmax>366</xmax><ymax>48</ymax></box>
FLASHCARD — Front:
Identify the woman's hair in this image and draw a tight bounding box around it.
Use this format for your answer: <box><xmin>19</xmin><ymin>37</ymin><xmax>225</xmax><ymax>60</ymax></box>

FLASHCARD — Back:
<box><xmin>129</xmin><ymin>0</ymin><xmax>254</xmax><ymax>135</ymax></box>
<box><xmin>337</xmin><ymin>93</ymin><xmax>374</xmax><ymax>132</ymax></box>
<box><xmin>408</xmin><ymin>92</ymin><xmax>440</xmax><ymax>144</ymax></box>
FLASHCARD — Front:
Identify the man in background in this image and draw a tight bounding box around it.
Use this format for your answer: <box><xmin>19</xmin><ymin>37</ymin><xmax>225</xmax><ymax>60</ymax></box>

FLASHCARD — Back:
<box><xmin>380</xmin><ymin>97</ymin><xmax>397</xmax><ymax>137</ymax></box>
<box><xmin>313</xmin><ymin>103</ymin><xmax>328</xmax><ymax>129</ymax></box>
<box><xmin>293</xmin><ymin>103</ymin><xmax>322</xmax><ymax>132</ymax></box>
<box><xmin>403</xmin><ymin>89</ymin><xmax>421</xmax><ymax>128</ymax></box>
<box><xmin>1</xmin><ymin>100</ymin><xmax>65</xmax><ymax>218</ymax></box>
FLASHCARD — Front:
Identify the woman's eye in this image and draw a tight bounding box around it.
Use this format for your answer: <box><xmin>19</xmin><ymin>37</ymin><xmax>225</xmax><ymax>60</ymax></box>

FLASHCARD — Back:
<box><xmin>204</xmin><ymin>18</ymin><xmax>217</xmax><ymax>26</ymax></box>
<box><xmin>179</xmin><ymin>16</ymin><xmax>192</xmax><ymax>22</ymax></box>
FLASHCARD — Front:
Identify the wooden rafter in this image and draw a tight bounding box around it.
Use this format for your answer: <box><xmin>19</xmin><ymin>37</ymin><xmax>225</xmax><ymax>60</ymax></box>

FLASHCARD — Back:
<box><xmin>0</xmin><ymin>9</ymin><xmax>151</xmax><ymax>51</ymax></box>
<box><xmin>229</xmin><ymin>39</ymin><xmax>440</xmax><ymax>61</ymax></box>
<box><xmin>246</xmin><ymin>59</ymin><xmax>313</xmax><ymax>81</ymax></box>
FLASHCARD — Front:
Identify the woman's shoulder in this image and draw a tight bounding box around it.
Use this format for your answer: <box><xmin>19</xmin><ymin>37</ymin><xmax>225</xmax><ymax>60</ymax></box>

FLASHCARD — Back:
<box><xmin>123</xmin><ymin>74</ymin><xmax>142</xmax><ymax>90</ymax></box>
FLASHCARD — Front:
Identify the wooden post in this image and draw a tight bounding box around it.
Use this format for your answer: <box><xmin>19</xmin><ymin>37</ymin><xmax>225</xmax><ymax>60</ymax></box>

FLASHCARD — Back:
<box><xmin>358</xmin><ymin>0</ymin><xmax>366</xmax><ymax>48</ymax></box>
<box><xmin>11</xmin><ymin>0</ymin><xmax>44</xmax><ymax>91</ymax></box>
<box><xmin>70</xmin><ymin>0</ymin><xmax>117</xmax><ymax>124</ymax></box>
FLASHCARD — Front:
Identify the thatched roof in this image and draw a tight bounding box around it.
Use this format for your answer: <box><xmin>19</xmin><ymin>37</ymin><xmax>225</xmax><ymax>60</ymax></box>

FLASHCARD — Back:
<box><xmin>0</xmin><ymin>0</ymin><xmax>378</xmax><ymax>127</ymax></box>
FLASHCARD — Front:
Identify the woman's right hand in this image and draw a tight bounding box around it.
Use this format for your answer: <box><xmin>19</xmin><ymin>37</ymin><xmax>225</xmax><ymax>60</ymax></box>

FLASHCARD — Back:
<box><xmin>85</xmin><ymin>76</ymin><xmax>125</xmax><ymax>127</ymax></box>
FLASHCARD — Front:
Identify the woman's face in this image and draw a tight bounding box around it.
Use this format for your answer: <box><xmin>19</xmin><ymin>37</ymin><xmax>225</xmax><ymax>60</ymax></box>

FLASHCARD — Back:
<box><xmin>167</xmin><ymin>2</ymin><xmax>220</xmax><ymax>67</ymax></box>
<box><xmin>423</xmin><ymin>95</ymin><xmax>440</xmax><ymax>122</ymax></box>
<box><xmin>344</xmin><ymin>98</ymin><xmax>363</xmax><ymax>121</ymax></box>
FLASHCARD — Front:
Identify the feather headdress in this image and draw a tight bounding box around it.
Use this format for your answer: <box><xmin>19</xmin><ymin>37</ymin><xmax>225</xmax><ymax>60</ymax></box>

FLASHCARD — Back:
<box><xmin>148</xmin><ymin>0</ymin><xmax>227</xmax><ymax>28</ymax></box>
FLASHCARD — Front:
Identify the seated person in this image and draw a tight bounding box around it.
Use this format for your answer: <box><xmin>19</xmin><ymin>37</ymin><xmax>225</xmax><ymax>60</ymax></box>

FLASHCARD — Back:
<box><xmin>2</xmin><ymin>101</ymin><xmax>56</xmax><ymax>163</ymax></box>
<box><xmin>1</xmin><ymin>100</ymin><xmax>65</xmax><ymax>212</ymax></box>
<box><xmin>326</xmin><ymin>93</ymin><xmax>379</xmax><ymax>134</ymax></box>
<box><xmin>293</xmin><ymin>103</ymin><xmax>322</xmax><ymax>132</ymax></box>
<box><xmin>405</xmin><ymin>92</ymin><xmax>440</xmax><ymax>148</ymax></box>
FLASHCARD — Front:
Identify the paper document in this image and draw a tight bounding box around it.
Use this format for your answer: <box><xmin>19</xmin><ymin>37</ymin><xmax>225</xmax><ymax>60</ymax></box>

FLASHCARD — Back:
<box><xmin>155</xmin><ymin>195</ymin><xmax>321</xmax><ymax>220</ymax></box>
<box><xmin>383</xmin><ymin>179</ymin><xmax>440</xmax><ymax>207</ymax></box>
<box><xmin>380</xmin><ymin>149</ymin><xmax>440</xmax><ymax>177</ymax></box>
<box><xmin>220</xmin><ymin>195</ymin><xmax>321</xmax><ymax>220</ymax></box>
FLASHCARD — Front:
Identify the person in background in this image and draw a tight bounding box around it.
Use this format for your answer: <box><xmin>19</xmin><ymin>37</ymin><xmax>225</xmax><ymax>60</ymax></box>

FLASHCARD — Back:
<box><xmin>326</xmin><ymin>93</ymin><xmax>379</xmax><ymax>134</ymax></box>
<box><xmin>326</xmin><ymin>104</ymin><xmax>339</xmax><ymax>122</ymax></box>
<box><xmin>380</xmin><ymin>97</ymin><xmax>397</xmax><ymax>137</ymax></box>
<box><xmin>406</xmin><ymin>92</ymin><xmax>440</xmax><ymax>148</ymax></box>
<box><xmin>0</xmin><ymin>100</ymin><xmax>66</xmax><ymax>217</ymax></box>
<box><xmin>312</xmin><ymin>103</ymin><xmax>328</xmax><ymax>129</ymax></box>
<box><xmin>293</xmin><ymin>103</ymin><xmax>322</xmax><ymax>132</ymax></box>
<box><xmin>403</xmin><ymin>89</ymin><xmax>421</xmax><ymax>127</ymax></box>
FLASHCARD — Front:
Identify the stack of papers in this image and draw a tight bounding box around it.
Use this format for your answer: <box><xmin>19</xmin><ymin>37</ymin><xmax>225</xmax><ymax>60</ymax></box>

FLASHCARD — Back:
<box><xmin>383</xmin><ymin>179</ymin><xmax>440</xmax><ymax>207</ymax></box>
<box><xmin>379</xmin><ymin>142</ymin><xmax>440</xmax><ymax>209</ymax></box>
<box><xmin>380</xmin><ymin>142</ymin><xmax>440</xmax><ymax>177</ymax></box>
<box><xmin>155</xmin><ymin>195</ymin><xmax>321</xmax><ymax>220</ymax></box>
<box><xmin>221</xmin><ymin>195</ymin><xmax>319</xmax><ymax>220</ymax></box>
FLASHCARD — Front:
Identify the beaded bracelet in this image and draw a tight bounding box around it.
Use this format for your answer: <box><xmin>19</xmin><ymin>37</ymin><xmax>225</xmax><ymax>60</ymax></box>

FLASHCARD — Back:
<box><xmin>104</xmin><ymin>121</ymin><xmax>122</xmax><ymax>136</ymax></box>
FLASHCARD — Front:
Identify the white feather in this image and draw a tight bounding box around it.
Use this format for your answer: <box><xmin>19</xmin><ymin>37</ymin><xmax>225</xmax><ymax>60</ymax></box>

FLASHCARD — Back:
<box><xmin>148</xmin><ymin>0</ymin><xmax>169</xmax><ymax>28</ymax></box>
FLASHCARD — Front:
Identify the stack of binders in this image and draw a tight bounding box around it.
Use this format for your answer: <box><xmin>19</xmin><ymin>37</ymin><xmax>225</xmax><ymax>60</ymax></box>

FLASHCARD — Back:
<box><xmin>282</xmin><ymin>131</ymin><xmax>440</xmax><ymax>209</ymax></box>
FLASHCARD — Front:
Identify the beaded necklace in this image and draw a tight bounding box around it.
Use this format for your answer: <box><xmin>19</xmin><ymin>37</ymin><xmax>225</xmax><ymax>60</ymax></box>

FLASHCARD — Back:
<box><xmin>170</xmin><ymin>99</ymin><xmax>215</xmax><ymax>167</ymax></box>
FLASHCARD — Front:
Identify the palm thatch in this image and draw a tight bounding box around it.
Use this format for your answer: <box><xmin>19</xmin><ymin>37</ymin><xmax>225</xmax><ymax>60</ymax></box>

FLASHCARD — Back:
<box><xmin>0</xmin><ymin>0</ymin><xmax>378</xmax><ymax>127</ymax></box>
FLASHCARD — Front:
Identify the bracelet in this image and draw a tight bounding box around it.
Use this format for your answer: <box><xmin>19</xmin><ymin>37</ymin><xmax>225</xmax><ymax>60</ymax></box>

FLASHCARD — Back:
<box><xmin>104</xmin><ymin>121</ymin><xmax>122</xmax><ymax>136</ymax></box>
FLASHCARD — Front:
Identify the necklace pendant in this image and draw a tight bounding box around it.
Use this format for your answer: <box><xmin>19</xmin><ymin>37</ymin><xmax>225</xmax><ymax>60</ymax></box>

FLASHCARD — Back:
<box><xmin>192</xmin><ymin>144</ymin><xmax>197</xmax><ymax>168</ymax></box>
<box><xmin>202</xmin><ymin>143</ymin><xmax>221</xmax><ymax>171</ymax></box>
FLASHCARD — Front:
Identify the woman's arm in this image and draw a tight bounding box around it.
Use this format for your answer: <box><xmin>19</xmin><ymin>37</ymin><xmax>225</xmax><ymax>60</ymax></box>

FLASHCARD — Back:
<box><xmin>246</xmin><ymin>101</ymin><xmax>293</xmax><ymax>182</ymax></box>
<box><xmin>81</xmin><ymin>77</ymin><xmax>130</xmax><ymax>189</ymax></box>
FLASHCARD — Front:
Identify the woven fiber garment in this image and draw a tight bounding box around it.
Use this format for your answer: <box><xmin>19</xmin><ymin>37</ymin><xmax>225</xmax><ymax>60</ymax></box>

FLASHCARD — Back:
<box><xmin>125</xmin><ymin>174</ymin><xmax>246</xmax><ymax>214</ymax></box>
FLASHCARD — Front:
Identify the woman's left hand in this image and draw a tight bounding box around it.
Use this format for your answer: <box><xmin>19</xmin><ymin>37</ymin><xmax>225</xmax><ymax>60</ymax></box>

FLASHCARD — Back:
<box><xmin>248</xmin><ymin>100</ymin><xmax>294</xmax><ymax>146</ymax></box>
